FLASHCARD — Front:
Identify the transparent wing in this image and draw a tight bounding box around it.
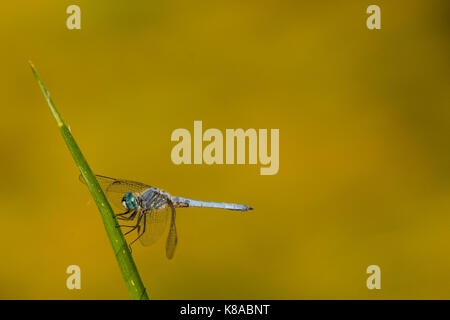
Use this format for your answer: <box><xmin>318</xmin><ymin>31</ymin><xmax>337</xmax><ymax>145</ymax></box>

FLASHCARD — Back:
<box><xmin>165</xmin><ymin>202</ymin><xmax>178</xmax><ymax>259</ymax></box>
<box><xmin>139</xmin><ymin>206</ymin><xmax>170</xmax><ymax>247</ymax></box>
<box><xmin>139</xmin><ymin>199</ymin><xmax>178</xmax><ymax>259</ymax></box>
<box><xmin>79</xmin><ymin>174</ymin><xmax>151</xmax><ymax>211</ymax></box>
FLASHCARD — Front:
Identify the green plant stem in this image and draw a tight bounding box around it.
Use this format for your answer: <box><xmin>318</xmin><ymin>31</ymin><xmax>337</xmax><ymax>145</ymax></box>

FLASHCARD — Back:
<box><xmin>30</xmin><ymin>61</ymin><xmax>149</xmax><ymax>300</ymax></box>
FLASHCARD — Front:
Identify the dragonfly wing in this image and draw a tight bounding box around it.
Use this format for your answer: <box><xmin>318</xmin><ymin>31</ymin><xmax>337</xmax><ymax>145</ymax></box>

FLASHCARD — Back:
<box><xmin>166</xmin><ymin>202</ymin><xmax>178</xmax><ymax>259</ymax></box>
<box><xmin>79</xmin><ymin>174</ymin><xmax>151</xmax><ymax>211</ymax></box>
<box><xmin>139</xmin><ymin>206</ymin><xmax>170</xmax><ymax>247</ymax></box>
<box><xmin>139</xmin><ymin>198</ymin><xmax>178</xmax><ymax>259</ymax></box>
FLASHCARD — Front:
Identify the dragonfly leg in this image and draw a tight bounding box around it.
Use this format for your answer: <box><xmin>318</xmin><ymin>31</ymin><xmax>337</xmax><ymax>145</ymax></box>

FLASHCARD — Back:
<box><xmin>115</xmin><ymin>211</ymin><xmax>136</xmax><ymax>228</ymax></box>
<box><xmin>129</xmin><ymin>213</ymin><xmax>147</xmax><ymax>249</ymax></box>
<box><xmin>117</xmin><ymin>215</ymin><xmax>135</xmax><ymax>221</ymax></box>
<box><xmin>117</xmin><ymin>210</ymin><xmax>137</xmax><ymax>221</ymax></box>
<box><xmin>128</xmin><ymin>225</ymin><xmax>140</xmax><ymax>253</ymax></box>
<box><xmin>117</xmin><ymin>216</ymin><xmax>134</xmax><ymax>221</ymax></box>
<box><xmin>123</xmin><ymin>225</ymin><xmax>139</xmax><ymax>235</ymax></box>
<box><xmin>115</xmin><ymin>210</ymin><xmax>130</xmax><ymax>217</ymax></box>
<box><xmin>115</xmin><ymin>211</ymin><xmax>135</xmax><ymax>227</ymax></box>
<box><xmin>123</xmin><ymin>211</ymin><xmax>144</xmax><ymax>236</ymax></box>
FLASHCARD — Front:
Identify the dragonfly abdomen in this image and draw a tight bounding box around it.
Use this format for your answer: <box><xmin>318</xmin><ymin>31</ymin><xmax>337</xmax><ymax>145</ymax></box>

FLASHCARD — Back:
<box><xmin>171</xmin><ymin>196</ymin><xmax>253</xmax><ymax>211</ymax></box>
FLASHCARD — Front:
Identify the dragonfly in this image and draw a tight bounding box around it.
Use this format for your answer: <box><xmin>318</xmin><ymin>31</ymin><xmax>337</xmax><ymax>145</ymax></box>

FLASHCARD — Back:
<box><xmin>80</xmin><ymin>174</ymin><xmax>253</xmax><ymax>259</ymax></box>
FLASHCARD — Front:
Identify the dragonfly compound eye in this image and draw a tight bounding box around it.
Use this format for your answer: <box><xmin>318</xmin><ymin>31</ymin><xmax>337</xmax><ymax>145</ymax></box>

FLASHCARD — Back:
<box><xmin>122</xmin><ymin>192</ymin><xmax>138</xmax><ymax>210</ymax></box>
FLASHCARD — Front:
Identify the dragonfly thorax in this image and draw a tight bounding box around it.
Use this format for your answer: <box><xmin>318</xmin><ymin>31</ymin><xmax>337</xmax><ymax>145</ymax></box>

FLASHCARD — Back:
<box><xmin>122</xmin><ymin>192</ymin><xmax>139</xmax><ymax>211</ymax></box>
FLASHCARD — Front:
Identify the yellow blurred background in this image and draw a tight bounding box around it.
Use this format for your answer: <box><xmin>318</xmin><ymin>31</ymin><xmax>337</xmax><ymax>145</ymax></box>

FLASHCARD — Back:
<box><xmin>0</xmin><ymin>0</ymin><xmax>449</xmax><ymax>299</ymax></box>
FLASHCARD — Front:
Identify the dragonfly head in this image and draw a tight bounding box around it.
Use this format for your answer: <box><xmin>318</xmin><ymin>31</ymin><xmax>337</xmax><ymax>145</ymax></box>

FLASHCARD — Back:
<box><xmin>122</xmin><ymin>192</ymin><xmax>139</xmax><ymax>211</ymax></box>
